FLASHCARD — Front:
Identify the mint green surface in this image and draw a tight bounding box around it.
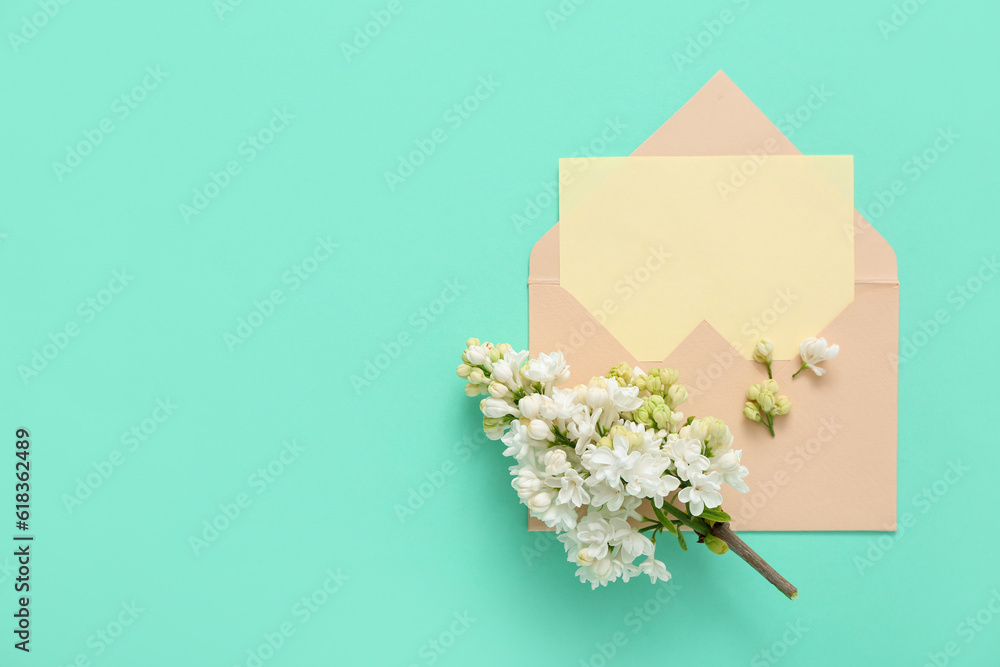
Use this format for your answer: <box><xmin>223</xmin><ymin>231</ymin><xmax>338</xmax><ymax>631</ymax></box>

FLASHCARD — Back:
<box><xmin>2</xmin><ymin>1</ymin><xmax>998</xmax><ymax>665</ymax></box>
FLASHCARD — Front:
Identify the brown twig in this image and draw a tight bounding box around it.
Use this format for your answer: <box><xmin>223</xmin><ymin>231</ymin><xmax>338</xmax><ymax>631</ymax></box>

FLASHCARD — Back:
<box><xmin>711</xmin><ymin>522</ymin><xmax>798</xmax><ymax>599</ymax></box>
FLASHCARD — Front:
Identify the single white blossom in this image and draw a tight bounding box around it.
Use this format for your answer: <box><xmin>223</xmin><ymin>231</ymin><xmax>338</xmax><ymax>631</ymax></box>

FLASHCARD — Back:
<box><xmin>666</xmin><ymin>435</ymin><xmax>710</xmax><ymax>482</ymax></box>
<box><xmin>523</xmin><ymin>351</ymin><xmax>569</xmax><ymax>384</ymax></box>
<box><xmin>526</xmin><ymin>490</ymin><xmax>554</xmax><ymax>513</ymax></box>
<box><xmin>551</xmin><ymin>468</ymin><xmax>590</xmax><ymax>507</ymax></box>
<box><xmin>710</xmin><ymin>449</ymin><xmax>749</xmax><ymax>494</ymax></box>
<box><xmin>795</xmin><ymin>337</ymin><xmax>840</xmax><ymax>377</ymax></box>
<box><xmin>528</xmin><ymin>419</ymin><xmax>553</xmax><ymax>441</ymax></box>
<box><xmin>639</xmin><ymin>557</ymin><xmax>672</xmax><ymax>584</ymax></box>
<box><xmin>678</xmin><ymin>471</ymin><xmax>724</xmax><ymax>516</ymax></box>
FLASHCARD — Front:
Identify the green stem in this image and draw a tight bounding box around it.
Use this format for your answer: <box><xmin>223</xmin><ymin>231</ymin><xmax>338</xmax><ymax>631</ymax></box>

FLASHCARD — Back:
<box><xmin>764</xmin><ymin>414</ymin><xmax>775</xmax><ymax>437</ymax></box>
<box><xmin>791</xmin><ymin>362</ymin><xmax>808</xmax><ymax>378</ymax></box>
<box><xmin>657</xmin><ymin>502</ymin><xmax>710</xmax><ymax>536</ymax></box>
<box><xmin>766</xmin><ymin>362</ymin><xmax>773</xmax><ymax>380</ymax></box>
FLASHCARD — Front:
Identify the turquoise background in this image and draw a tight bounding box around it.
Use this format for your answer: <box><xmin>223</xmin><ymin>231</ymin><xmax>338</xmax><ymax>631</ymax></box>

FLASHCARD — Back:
<box><xmin>2</xmin><ymin>0</ymin><xmax>998</xmax><ymax>664</ymax></box>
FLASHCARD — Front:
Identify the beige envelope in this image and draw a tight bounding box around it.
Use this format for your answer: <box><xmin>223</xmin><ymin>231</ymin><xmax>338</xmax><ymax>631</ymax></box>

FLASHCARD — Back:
<box><xmin>528</xmin><ymin>71</ymin><xmax>898</xmax><ymax>532</ymax></box>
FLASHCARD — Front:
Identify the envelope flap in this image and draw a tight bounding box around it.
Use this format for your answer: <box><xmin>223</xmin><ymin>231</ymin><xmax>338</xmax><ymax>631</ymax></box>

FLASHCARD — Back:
<box><xmin>528</xmin><ymin>224</ymin><xmax>559</xmax><ymax>284</ymax></box>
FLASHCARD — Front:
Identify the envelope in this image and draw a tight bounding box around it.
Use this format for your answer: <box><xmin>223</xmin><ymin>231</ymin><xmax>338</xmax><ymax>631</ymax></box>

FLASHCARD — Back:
<box><xmin>528</xmin><ymin>71</ymin><xmax>898</xmax><ymax>532</ymax></box>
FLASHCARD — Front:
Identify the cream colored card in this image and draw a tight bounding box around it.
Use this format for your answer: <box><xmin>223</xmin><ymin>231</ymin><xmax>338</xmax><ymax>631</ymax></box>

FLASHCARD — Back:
<box><xmin>558</xmin><ymin>156</ymin><xmax>855</xmax><ymax>360</ymax></box>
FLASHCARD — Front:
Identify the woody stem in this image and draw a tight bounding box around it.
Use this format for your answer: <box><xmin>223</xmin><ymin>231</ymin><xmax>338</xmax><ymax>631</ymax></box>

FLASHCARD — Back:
<box><xmin>710</xmin><ymin>522</ymin><xmax>798</xmax><ymax>599</ymax></box>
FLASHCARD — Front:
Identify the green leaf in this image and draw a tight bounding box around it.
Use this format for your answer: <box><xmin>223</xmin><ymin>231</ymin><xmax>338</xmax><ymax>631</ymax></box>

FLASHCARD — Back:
<box><xmin>704</xmin><ymin>535</ymin><xmax>729</xmax><ymax>555</ymax></box>
<box><xmin>684</xmin><ymin>416</ymin><xmax>696</xmax><ymax>426</ymax></box>
<box><xmin>686</xmin><ymin>514</ymin><xmax>713</xmax><ymax>536</ymax></box>
<box><xmin>661</xmin><ymin>519</ymin><xmax>679</xmax><ymax>536</ymax></box>
<box><xmin>652</xmin><ymin>504</ymin><xmax>673</xmax><ymax>527</ymax></box>
<box><xmin>675</xmin><ymin>528</ymin><xmax>688</xmax><ymax>551</ymax></box>
<box><xmin>699</xmin><ymin>508</ymin><xmax>732</xmax><ymax>523</ymax></box>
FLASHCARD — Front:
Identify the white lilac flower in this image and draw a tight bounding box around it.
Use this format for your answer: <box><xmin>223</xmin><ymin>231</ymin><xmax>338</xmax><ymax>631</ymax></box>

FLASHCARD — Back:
<box><xmin>704</xmin><ymin>418</ymin><xmax>733</xmax><ymax>454</ymax></box>
<box><xmin>518</xmin><ymin>395</ymin><xmax>541</xmax><ymax>419</ymax></box>
<box><xmin>609</xmin><ymin>518</ymin><xmax>654</xmax><ymax>560</ymax></box>
<box><xmin>587</xmin><ymin>480</ymin><xmax>627</xmax><ymax>512</ymax></box>
<box><xmin>584</xmin><ymin>435</ymin><xmax>640</xmax><ymax>490</ymax></box>
<box><xmin>584</xmin><ymin>556</ymin><xmax>615</xmax><ymax>588</ymax></box>
<box><xmin>620</xmin><ymin>561</ymin><xmax>643</xmax><ymax>583</ymax></box>
<box><xmin>666</xmin><ymin>435</ymin><xmax>709</xmax><ymax>482</ymax></box>
<box><xmin>567</xmin><ymin>408</ymin><xmax>602</xmax><ymax>454</ymax></box>
<box><xmin>526</xmin><ymin>491</ymin><xmax>554</xmax><ymax>513</ymax></box>
<box><xmin>551</xmin><ymin>468</ymin><xmax>590</xmax><ymax>507</ymax></box>
<box><xmin>527</xmin><ymin>419</ymin><xmax>553</xmax><ymax>441</ymax></box>
<box><xmin>537</xmin><ymin>395</ymin><xmax>559</xmax><ymax>421</ymax></box>
<box><xmin>459</xmin><ymin>341</ymin><xmax>755</xmax><ymax>591</ymax></box>
<box><xmin>795</xmin><ymin>337</ymin><xmax>840</xmax><ymax>377</ymax></box>
<box><xmin>575</xmin><ymin>514</ymin><xmax>615</xmax><ymax>560</ymax></box>
<box><xmin>651</xmin><ymin>474</ymin><xmax>681</xmax><ymax>508</ymax></box>
<box><xmin>523</xmin><ymin>351</ymin><xmax>570</xmax><ymax>384</ymax></box>
<box><xmin>622</xmin><ymin>421</ymin><xmax>663</xmax><ymax>455</ymax></box>
<box><xmin>621</xmin><ymin>453</ymin><xmax>669</xmax><ymax>498</ymax></box>
<box><xmin>492</xmin><ymin>348</ymin><xmax>529</xmax><ymax>388</ymax></box>
<box><xmin>607</xmin><ymin>377</ymin><xmax>643</xmax><ymax>413</ymax></box>
<box><xmin>585</xmin><ymin>378</ymin><xmax>611</xmax><ymax>410</ymax></box>
<box><xmin>512</xmin><ymin>467</ymin><xmax>543</xmax><ymax>500</ymax></box>
<box><xmin>639</xmin><ymin>557</ymin><xmax>672</xmax><ymax>584</ymax></box>
<box><xmin>678</xmin><ymin>471</ymin><xmax>724</xmax><ymax>516</ymax></box>
<box><xmin>710</xmin><ymin>449</ymin><xmax>749</xmax><ymax>494</ymax></box>
<box><xmin>501</xmin><ymin>421</ymin><xmax>533</xmax><ymax>460</ymax></box>
<box><xmin>482</xmin><ymin>396</ymin><xmax>517</xmax><ymax>419</ymax></box>
<box><xmin>679</xmin><ymin>419</ymin><xmax>708</xmax><ymax>443</ymax></box>
<box><xmin>540</xmin><ymin>502</ymin><xmax>578</xmax><ymax>532</ymax></box>
<box><xmin>465</xmin><ymin>346</ymin><xmax>487</xmax><ymax>366</ymax></box>
<box><xmin>752</xmin><ymin>338</ymin><xmax>774</xmax><ymax>365</ymax></box>
<box><xmin>550</xmin><ymin>387</ymin><xmax>584</xmax><ymax>421</ymax></box>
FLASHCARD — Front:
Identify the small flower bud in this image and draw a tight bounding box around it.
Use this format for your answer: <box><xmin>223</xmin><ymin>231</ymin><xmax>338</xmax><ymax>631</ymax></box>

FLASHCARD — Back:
<box><xmin>752</xmin><ymin>338</ymin><xmax>774</xmax><ymax>365</ymax></box>
<box><xmin>466</xmin><ymin>337</ymin><xmax>481</xmax><ymax>348</ymax></box>
<box><xmin>704</xmin><ymin>535</ymin><xmax>729</xmax><ymax>555</ymax></box>
<box><xmin>527</xmin><ymin>491</ymin><xmax>553</xmax><ymax>513</ymax></box>
<box><xmin>457</xmin><ymin>363</ymin><xmax>473</xmax><ymax>378</ymax></box>
<box><xmin>774</xmin><ymin>396</ymin><xmax>792</xmax><ymax>415</ymax></box>
<box><xmin>466</xmin><ymin>346</ymin><xmax>488</xmax><ymax>366</ymax></box>
<box><xmin>492</xmin><ymin>363</ymin><xmax>513</xmax><ymax>385</ymax></box>
<box><xmin>468</xmin><ymin>368</ymin><xmax>486</xmax><ymax>385</ymax></box>
<box><xmin>488</xmin><ymin>382</ymin><xmax>509</xmax><ymax>398</ymax></box>
<box><xmin>634</xmin><ymin>407</ymin><xmax>653</xmax><ymax>427</ymax></box>
<box><xmin>743</xmin><ymin>402</ymin><xmax>762</xmax><ymax>423</ymax></box>
<box><xmin>668</xmin><ymin>410</ymin><xmax>685</xmax><ymax>432</ymax></box>
<box><xmin>518</xmin><ymin>395</ymin><xmax>540</xmax><ymax>420</ymax></box>
<box><xmin>482</xmin><ymin>397</ymin><xmax>512</xmax><ymax>418</ymax></box>
<box><xmin>757</xmin><ymin>392</ymin><xmax>776</xmax><ymax>414</ymax></box>
<box><xmin>585</xmin><ymin>383</ymin><xmax>610</xmax><ymax>409</ymax></box>
<box><xmin>747</xmin><ymin>384</ymin><xmax>760</xmax><ymax>401</ymax></box>
<box><xmin>543</xmin><ymin>448</ymin><xmax>570</xmax><ymax>474</ymax></box>
<box><xmin>667</xmin><ymin>384</ymin><xmax>688</xmax><ymax>410</ymax></box>
<box><xmin>652</xmin><ymin>405</ymin><xmax>671</xmax><ymax>429</ymax></box>
<box><xmin>707</xmin><ymin>418</ymin><xmax>729</xmax><ymax>441</ymax></box>
<box><xmin>660</xmin><ymin>368</ymin><xmax>680</xmax><ymax>386</ymax></box>
<box><xmin>528</xmin><ymin>419</ymin><xmax>552</xmax><ymax>441</ymax></box>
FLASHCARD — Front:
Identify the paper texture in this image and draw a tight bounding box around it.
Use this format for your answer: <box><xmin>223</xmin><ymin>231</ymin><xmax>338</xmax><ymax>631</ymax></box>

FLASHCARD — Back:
<box><xmin>528</xmin><ymin>71</ymin><xmax>898</xmax><ymax>532</ymax></box>
<box><xmin>558</xmin><ymin>156</ymin><xmax>855</xmax><ymax>360</ymax></box>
